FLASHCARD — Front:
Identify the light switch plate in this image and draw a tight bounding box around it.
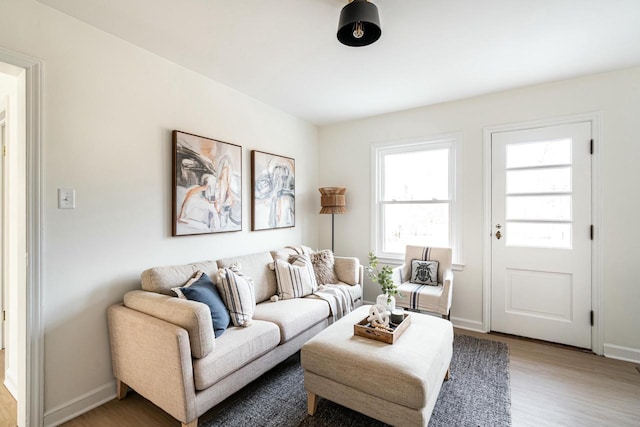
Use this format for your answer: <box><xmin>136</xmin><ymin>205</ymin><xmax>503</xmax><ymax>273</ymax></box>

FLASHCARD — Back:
<box><xmin>58</xmin><ymin>188</ymin><xmax>75</xmax><ymax>209</ymax></box>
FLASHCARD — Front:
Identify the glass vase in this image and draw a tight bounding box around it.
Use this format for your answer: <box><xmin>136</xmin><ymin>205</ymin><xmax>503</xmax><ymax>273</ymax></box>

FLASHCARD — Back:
<box><xmin>376</xmin><ymin>293</ymin><xmax>396</xmax><ymax>313</ymax></box>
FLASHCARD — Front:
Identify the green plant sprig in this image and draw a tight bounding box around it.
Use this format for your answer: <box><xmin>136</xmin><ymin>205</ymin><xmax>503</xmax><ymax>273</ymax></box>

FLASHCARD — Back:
<box><xmin>365</xmin><ymin>251</ymin><xmax>401</xmax><ymax>303</ymax></box>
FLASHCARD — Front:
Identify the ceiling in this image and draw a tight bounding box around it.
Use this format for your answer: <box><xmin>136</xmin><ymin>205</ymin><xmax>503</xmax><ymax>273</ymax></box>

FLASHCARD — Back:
<box><xmin>38</xmin><ymin>0</ymin><xmax>640</xmax><ymax>125</ymax></box>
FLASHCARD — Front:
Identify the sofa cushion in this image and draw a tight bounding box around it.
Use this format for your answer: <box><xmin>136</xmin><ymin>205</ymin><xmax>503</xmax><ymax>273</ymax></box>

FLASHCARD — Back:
<box><xmin>141</xmin><ymin>260</ymin><xmax>219</xmax><ymax>295</ymax></box>
<box><xmin>217</xmin><ymin>251</ymin><xmax>276</xmax><ymax>304</ymax></box>
<box><xmin>123</xmin><ymin>290</ymin><xmax>215</xmax><ymax>358</ymax></box>
<box><xmin>172</xmin><ymin>271</ymin><xmax>230</xmax><ymax>338</ymax></box>
<box><xmin>334</xmin><ymin>256</ymin><xmax>361</xmax><ymax>285</ymax></box>
<box><xmin>216</xmin><ymin>268</ymin><xmax>256</xmax><ymax>327</ymax></box>
<box><xmin>253</xmin><ymin>298</ymin><xmax>330</xmax><ymax>344</ymax></box>
<box><xmin>273</xmin><ymin>255</ymin><xmax>318</xmax><ymax>299</ymax></box>
<box><xmin>192</xmin><ymin>320</ymin><xmax>280</xmax><ymax>391</ymax></box>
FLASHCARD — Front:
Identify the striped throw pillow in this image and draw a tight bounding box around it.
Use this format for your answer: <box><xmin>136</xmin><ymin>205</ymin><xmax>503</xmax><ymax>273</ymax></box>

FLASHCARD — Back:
<box><xmin>216</xmin><ymin>267</ymin><xmax>256</xmax><ymax>327</ymax></box>
<box><xmin>273</xmin><ymin>254</ymin><xmax>318</xmax><ymax>299</ymax></box>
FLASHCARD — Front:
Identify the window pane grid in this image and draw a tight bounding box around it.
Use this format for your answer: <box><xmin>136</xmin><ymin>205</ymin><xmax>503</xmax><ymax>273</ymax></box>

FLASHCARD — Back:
<box><xmin>504</xmin><ymin>138</ymin><xmax>573</xmax><ymax>249</ymax></box>
<box><xmin>375</xmin><ymin>138</ymin><xmax>457</xmax><ymax>260</ymax></box>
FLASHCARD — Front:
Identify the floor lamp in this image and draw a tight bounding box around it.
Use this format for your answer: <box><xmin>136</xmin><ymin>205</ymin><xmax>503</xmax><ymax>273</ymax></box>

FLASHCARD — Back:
<box><xmin>319</xmin><ymin>187</ymin><xmax>347</xmax><ymax>253</ymax></box>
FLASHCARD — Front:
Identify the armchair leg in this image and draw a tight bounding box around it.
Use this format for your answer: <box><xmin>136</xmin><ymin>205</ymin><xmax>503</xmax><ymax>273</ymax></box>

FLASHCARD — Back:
<box><xmin>116</xmin><ymin>380</ymin><xmax>129</xmax><ymax>400</ymax></box>
<box><xmin>441</xmin><ymin>310</ymin><xmax>451</xmax><ymax>321</ymax></box>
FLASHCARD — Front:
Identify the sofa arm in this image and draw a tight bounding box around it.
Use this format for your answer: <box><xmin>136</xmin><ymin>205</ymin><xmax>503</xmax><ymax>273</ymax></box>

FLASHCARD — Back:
<box><xmin>123</xmin><ymin>290</ymin><xmax>215</xmax><ymax>358</ymax></box>
<box><xmin>391</xmin><ymin>265</ymin><xmax>406</xmax><ymax>286</ymax></box>
<box><xmin>334</xmin><ymin>256</ymin><xmax>363</xmax><ymax>285</ymax></box>
<box><xmin>108</xmin><ymin>304</ymin><xmax>198</xmax><ymax>424</ymax></box>
<box><xmin>442</xmin><ymin>269</ymin><xmax>454</xmax><ymax>313</ymax></box>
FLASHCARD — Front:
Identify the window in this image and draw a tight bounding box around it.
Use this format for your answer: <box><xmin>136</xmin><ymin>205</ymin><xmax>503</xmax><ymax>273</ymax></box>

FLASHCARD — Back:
<box><xmin>372</xmin><ymin>136</ymin><xmax>459</xmax><ymax>263</ymax></box>
<box><xmin>505</xmin><ymin>138</ymin><xmax>573</xmax><ymax>249</ymax></box>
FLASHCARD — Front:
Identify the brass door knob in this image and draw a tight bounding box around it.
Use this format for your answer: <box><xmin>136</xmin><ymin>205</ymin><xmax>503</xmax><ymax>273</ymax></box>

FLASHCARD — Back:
<box><xmin>496</xmin><ymin>230</ymin><xmax>502</xmax><ymax>239</ymax></box>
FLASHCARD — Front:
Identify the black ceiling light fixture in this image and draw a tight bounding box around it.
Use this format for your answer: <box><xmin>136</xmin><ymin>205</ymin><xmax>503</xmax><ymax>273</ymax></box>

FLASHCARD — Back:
<box><xmin>337</xmin><ymin>0</ymin><xmax>381</xmax><ymax>47</ymax></box>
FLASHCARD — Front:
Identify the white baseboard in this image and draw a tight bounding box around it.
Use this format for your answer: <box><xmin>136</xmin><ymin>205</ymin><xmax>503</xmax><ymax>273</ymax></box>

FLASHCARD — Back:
<box><xmin>603</xmin><ymin>343</ymin><xmax>640</xmax><ymax>364</ymax></box>
<box><xmin>4</xmin><ymin>369</ymin><xmax>18</xmax><ymax>399</ymax></box>
<box><xmin>451</xmin><ymin>316</ymin><xmax>485</xmax><ymax>333</ymax></box>
<box><xmin>43</xmin><ymin>380</ymin><xmax>116</xmax><ymax>427</ymax></box>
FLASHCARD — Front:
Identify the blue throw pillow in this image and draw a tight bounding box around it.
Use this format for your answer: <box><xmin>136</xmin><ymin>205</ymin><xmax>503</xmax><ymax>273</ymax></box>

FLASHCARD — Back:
<box><xmin>173</xmin><ymin>271</ymin><xmax>230</xmax><ymax>338</ymax></box>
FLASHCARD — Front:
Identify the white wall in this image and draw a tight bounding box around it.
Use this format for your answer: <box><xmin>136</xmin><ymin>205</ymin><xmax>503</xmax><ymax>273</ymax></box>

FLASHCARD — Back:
<box><xmin>0</xmin><ymin>0</ymin><xmax>319</xmax><ymax>424</ymax></box>
<box><xmin>319</xmin><ymin>67</ymin><xmax>640</xmax><ymax>358</ymax></box>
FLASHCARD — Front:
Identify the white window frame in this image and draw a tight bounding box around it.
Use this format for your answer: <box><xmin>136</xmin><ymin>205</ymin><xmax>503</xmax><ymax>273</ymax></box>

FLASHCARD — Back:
<box><xmin>371</xmin><ymin>134</ymin><xmax>462</xmax><ymax>266</ymax></box>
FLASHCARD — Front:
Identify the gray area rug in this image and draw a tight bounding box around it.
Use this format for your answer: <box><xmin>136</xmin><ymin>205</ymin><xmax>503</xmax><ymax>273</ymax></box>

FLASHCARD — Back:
<box><xmin>200</xmin><ymin>334</ymin><xmax>511</xmax><ymax>427</ymax></box>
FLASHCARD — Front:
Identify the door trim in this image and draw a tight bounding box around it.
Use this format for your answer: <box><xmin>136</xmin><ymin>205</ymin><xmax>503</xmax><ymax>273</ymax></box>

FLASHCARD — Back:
<box><xmin>0</xmin><ymin>47</ymin><xmax>44</xmax><ymax>427</ymax></box>
<box><xmin>482</xmin><ymin>112</ymin><xmax>603</xmax><ymax>355</ymax></box>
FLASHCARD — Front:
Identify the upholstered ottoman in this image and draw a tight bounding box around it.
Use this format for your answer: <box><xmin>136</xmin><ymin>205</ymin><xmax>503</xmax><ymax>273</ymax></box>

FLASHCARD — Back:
<box><xmin>301</xmin><ymin>305</ymin><xmax>453</xmax><ymax>426</ymax></box>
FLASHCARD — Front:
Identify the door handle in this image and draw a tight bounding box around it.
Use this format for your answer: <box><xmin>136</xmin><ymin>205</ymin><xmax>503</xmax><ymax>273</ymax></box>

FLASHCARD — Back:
<box><xmin>496</xmin><ymin>230</ymin><xmax>502</xmax><ymax>239</ymax></box>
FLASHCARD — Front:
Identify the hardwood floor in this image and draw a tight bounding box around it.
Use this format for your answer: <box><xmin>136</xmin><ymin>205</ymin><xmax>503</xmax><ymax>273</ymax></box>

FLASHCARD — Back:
<box><xmin>0</xmin><ymin>350</ymin><xmax>18</xmax><ymax>427</ymax></box>
<box><xmin>10</xmin><ymin>330</ymin><xmax>640</xmax><ymax>427</ymax></box>
<box><xmin>461</xmin><ymin>330</ymin><xmax>640</xmax><ymax>427</ymax></box>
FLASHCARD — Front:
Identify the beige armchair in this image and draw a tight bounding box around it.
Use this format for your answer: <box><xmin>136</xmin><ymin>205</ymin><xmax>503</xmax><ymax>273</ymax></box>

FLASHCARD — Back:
<box><xmin>392</xmin><ymin>246</ymin><xmax>453</xmax><ymax>319</ymax></box>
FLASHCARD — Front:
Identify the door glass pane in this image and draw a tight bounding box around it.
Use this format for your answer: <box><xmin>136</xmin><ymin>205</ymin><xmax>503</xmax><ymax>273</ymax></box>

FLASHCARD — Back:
<box><xmin>507</xmin><ymin>139</ymin><xmax>571</xmax><ymax>168</ymax></box>
<box><xmin>507</xmin><ymin>167</ymin><xmax>571</xmax><ymax>194</ymax></box>
<box><xmin>383</xmin><ymin>203</ymin><xmax>449</xmax><ymax>253</ymax></box>
<box><xmin>507</xmin><ymin>195</ymin><xmax>571</xmax><ymax>221</ymax></box>
<box><xmin>384</xmin><ymin>148</ymin><xmax>448</xmax><ymax>201</ymax></box>
<box><xmin>506</xmin><ymin>222</ymin><xmax>571</xmax><ymax>249</ymax></box>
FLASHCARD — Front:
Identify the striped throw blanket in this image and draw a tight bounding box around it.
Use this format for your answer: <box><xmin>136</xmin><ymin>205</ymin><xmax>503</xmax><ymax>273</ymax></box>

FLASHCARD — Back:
<box><xmin>311</xmin><ymin>284</ymin><xmax>355</xmax><ymax>322</ymax></box>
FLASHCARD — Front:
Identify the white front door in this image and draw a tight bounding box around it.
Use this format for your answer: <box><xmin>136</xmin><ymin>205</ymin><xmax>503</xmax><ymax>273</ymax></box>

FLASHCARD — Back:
<box><xmin>491</xmin><ymin>122</ymin><xmax>592</xmax><ymax>349</ymax></box>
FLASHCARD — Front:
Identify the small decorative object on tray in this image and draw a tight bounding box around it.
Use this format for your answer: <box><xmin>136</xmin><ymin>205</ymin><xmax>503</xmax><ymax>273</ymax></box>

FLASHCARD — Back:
<box><xmin>354</xmin><ymin>305</ymin><xmax>411</xmax><ymax>344</ymax></box>
<box><xmin>390</xmin><ymin>308</ymin><xmax>404</xmax><ymax>324</ymax></box>
<box><xmin>367</xmin><ymin>304</ymin><xmax>390</xmax><ymax>328</ymax></box>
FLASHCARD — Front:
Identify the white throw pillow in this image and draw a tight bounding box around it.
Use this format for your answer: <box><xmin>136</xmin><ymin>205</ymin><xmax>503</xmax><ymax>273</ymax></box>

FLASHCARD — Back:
<box><xmin>272</xmin><ymin>254</ymin><xmax>318</xmax><ymax>299</ymax></box>
<box><xmin>216</xmin><ymin>267</ymin><xmax>256</xmax><ymax>327</ymax></box>
<box><xmin>410</xmin><ymin>260</ymin><xmax>439</xmax><ymax>286</ymax></box>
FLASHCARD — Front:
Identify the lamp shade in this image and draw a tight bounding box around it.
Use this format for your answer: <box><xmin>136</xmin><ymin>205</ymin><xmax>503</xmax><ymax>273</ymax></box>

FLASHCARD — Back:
<box><xmin>337</xmin><ymin>0</ymin><xmax>381</xmax><ymax>47</ymax></box>
<box><xmin>319</xmin><ymin>187</ymin><xmax>347</xmax><ymax>214</ymax></box>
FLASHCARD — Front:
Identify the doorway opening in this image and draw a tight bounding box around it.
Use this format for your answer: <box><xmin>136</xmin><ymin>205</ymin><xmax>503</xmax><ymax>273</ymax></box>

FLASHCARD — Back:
<box><xmin>0</xmin><ymin>49</ymin><xmax>44</xmax><ymax>427</ymax></box>
<box><xmin>0</xmin><ymin>63</ymin><xmax>22</xmax><ymax>427</ymax></box>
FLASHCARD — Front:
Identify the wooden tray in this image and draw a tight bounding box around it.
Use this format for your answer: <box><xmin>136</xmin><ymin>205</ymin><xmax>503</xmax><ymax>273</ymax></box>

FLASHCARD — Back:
<box><xmin>353</xmin><ymin>313</ymin><xmax>411</xmax><ymax>344</ymax></box>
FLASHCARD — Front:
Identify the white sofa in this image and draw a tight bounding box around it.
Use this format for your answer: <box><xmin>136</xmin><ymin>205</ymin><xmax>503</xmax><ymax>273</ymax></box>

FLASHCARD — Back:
<box><xmin>107</xmin><ymin>246</ymin><xmax>363</xmax><ymax>427</ymax></box>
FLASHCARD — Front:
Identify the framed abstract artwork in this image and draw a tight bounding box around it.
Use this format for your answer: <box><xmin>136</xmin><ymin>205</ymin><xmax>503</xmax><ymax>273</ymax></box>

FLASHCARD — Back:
<box><xmin>251</xmin><ymin>150</ymin><xmax>295</xmax><ymax>231</ymax></box>
<box><xmin>172</xmin><ymin>130</ymin><xmax>242</xmax><ymax>236</ymax></box>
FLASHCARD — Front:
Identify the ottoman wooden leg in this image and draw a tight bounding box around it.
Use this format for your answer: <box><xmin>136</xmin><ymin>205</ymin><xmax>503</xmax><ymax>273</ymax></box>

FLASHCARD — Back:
<box><xmin>307</xmin><ymin>391</ymin><xmax>318</xmax><ymax>415</ymax></box>
<box><xmin>445</xmin><ymin>368</ymin><xmax>450</xmax><ymax>381</ymax></box>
